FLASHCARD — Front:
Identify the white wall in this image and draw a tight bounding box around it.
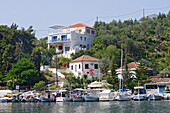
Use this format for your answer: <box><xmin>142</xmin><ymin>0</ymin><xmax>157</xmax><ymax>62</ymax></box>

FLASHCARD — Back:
<box><xmin>70</xmin><ymin>61</ymin><xmax>100</xmax><ymax>79</ymax></box>
<box><xmin>48</xmin><ymin>27</ymin><xmax>96</xmax><ymax>58</ymax></box>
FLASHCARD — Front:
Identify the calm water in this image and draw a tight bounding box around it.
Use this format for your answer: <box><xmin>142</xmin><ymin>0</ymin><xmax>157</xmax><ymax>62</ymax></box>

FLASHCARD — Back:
<box><xmin>0</xmin><ymin>101</ymin><xmax>170</xmax><ymax>113</ymax></box>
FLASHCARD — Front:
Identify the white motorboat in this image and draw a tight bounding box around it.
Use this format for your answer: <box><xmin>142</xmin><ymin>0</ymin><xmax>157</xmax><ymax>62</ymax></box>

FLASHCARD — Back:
<box><xmin>0</xmin><ymin>97</ymin><xmax>13</xmax><ymax>102</ymax></box>
<box><xmin>133</xmin><ymin>86</ymin><xmax>146</xmax><ymax>101</ymax></box>
<box><xmin>56</xmin><ymin>90</ymin><xmax>69</xmax><ymax>102</ymax></box>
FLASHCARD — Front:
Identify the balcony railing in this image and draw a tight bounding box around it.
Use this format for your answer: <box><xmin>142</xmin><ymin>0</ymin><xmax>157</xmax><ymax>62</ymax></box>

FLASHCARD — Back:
<box><xmin>47</xmin><ymin>38</ymin><xmax>71</xmax><ymax>43</ymax></box>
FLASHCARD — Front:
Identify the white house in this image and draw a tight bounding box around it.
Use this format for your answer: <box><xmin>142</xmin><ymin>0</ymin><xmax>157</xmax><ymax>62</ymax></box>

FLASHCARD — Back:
<box><xmin>47</xmin><ymin>23</ymin><xmax>96</xmax><ymax>58</ymax></box>
<box><xmin>69</xmin><ymin>55</ymin><xmax>100</xmax><ymax>79</ymax></box>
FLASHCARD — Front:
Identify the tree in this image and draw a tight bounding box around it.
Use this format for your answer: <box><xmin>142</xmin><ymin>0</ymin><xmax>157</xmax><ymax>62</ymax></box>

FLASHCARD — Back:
<box><xmin>30</xmin><ymin>48</ymin><xmax>41</xmax><ymax>71</ymax></box>
<box><xmin>99</xmin><ymin>57</ymin><xmax>110</xmax><ymax>78</ymax></box>
<box><xmin>33</xmin><ymin>81</ymin><xmax>46</xmax><ymax>90</ymax></box>
<box><xmin>160</xmin><ymin>66</ymin><xmax>170</xmax><ymax>78</ymax></box>
<box><xmin>155</xmin><ymin>23</ymin><xmax>164</xmax><ymax>38</ymax></box>
<box><xmin>5</xmin><ymin>58</ymin><xmax>40</xmax><ymax>89</ymax></box>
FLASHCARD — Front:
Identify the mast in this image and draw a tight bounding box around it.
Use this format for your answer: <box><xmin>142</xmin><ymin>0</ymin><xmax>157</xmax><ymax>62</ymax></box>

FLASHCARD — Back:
<box><xmin>119</xmin><ymin>49</ymin><xmax>123</xmax><ymax>92</ymax></box>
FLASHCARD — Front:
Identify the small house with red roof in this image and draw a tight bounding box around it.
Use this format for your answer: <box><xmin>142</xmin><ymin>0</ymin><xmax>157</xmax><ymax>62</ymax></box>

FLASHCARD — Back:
<box><xmin>116</xmin><ymin>62</ymin><xmax>153</xmax><ymax>79</ymax></box>
<box><xmin>47</xmin><ymin>23</ymin><xmax>96</xmax><ymax>58</ymax></box>
<box><xmin>69</xmin><ymin>55</ymin><xmax>100</xmax><ymax>78</ymax></box>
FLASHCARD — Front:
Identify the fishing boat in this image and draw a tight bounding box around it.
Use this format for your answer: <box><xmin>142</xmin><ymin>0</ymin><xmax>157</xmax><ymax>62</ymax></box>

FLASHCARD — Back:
<box><xmin>72</xmin><ymin>88</ymin><xmax>85</xmax><ymax>102</ymax></box>
<box><xmin>56</xmin><ymin>90</ymin><xmax>69</xmax><ymax>102</ymax></box>
<box><xmin>133</xmin><ymin>86</ymin><xmax>146</xmax><ymax>101</ymax></box>
<box><xmin>41</xmin><ymin>91</ymin><xmax>56</xmax><ymax>102</ymax></box>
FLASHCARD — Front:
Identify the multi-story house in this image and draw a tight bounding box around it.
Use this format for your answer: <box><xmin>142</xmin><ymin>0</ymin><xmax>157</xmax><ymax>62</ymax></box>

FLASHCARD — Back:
<box><xmin>69</xmin><ymin>55</ymin><xmax>100</xmax><ymax>79</ymax></box>
<box><xmin>47</xmin><ymin>23</ymin><xmax>96</xmax><ymax>58</ymax></box>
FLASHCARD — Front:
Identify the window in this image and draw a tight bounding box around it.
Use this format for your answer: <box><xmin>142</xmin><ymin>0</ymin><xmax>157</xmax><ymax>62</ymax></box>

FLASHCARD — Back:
<box><xmin>80</xmin><ymin>36</ymin><xmax>82</xmax><ymax>40</ymax></box>
<box><xmin>79</xmin><ymin>64</ymin><xmax>81</xmax><ymax>69</ymax></box>
<box><xmin>86</xmin><ymin>29</ymin><xmax>90</xmax><ymax>33</ymax></box>
<box><xmin>65</xmin><ymin>47</ymin><xmax>70</xmax><ymax>51</ymax></box>
<box><xmin>91</xmin><ymin>30</ymin><xmax>95</xmax><ymax>34</ymax></box>
<box><xmin>53</xmin><ymin>36</ymin><xmax>57</xmax><ymax>40</ymax></box>
<box><xmin>75</xmin><ymin>65</ymin><xmax>77</xmax><ymax>72</ymax></box>
<box><xmin>80</xmin><ymin>44</ymin><xmax>82</xmax><ymax>49</ymax></box>
<box><xmin>71</xmin><ymin>65</ymin><xmax>73</xmax><ymax>70</ymax></box>
<box><xmin>79</xmin><ymin>29</ymin><xmax>82</xmax><ymax>33</ymax></box>
<box><xmin>83</xmin><ymin>45</ymin><xmax>86</xmax><ymax>48</ymax></box>
<box><xmin>84</xmin><ymin>37</ymin><xmax>86</xmax><ymax>41</ymax></box>
<box><xmin>59</xmin><ymin>46</ymin><xmax>63</xmax><ymax>50</ymax></box>
<box><xmin>87</xmin><ymin>44</ymin><xmax>89</xmax><ymax>50</ymax></box>
<box><xmin>94</xmin><ymin>64</ymin><xmax>98</xmax><ymax>69</ymax></box>
<box><xmin>85</xmin><ymin>64</ymin><xmax>89</xmax><ymax>69</ymax></box>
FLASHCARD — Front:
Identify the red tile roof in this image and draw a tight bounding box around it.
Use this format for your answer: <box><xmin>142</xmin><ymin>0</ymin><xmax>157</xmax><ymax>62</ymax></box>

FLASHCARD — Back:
<box><xmin>70</xmin><ymin>55</ymin><xmax>99</xmax><ymax>63</ymax></box>
<box><xmin>64</xmin><ymin>23</ymin><xmax>96</xmax><ymax>29</ymax></box>
<box><xmin>117</xmin><ymin>62</ymin><xmax>152</xmax><ymax>70</ymax></box>
<box><xmin>128</xmin><ymin>62</ymin><xmax>139</xmax><ymax>69</ymax></box>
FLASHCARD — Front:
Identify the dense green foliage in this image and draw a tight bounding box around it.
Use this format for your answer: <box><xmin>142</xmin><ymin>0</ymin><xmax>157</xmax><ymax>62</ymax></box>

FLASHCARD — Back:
<box><xmin>33</xmin><ymin>81</ymin><xmax>46</xmax><ymax>90</ymax></box>
<box><xmin>0</xmin><ymin>24</ymin><xmax>37</xmax><ymax>75</ymax></box>
<box><xmin>5</xmin><ymin>58</ymin><xmax>41</xmax><ymax>89</ymax></box>
<box><xmin>71</xmin><ymin>12</ymin><xmax>170</xmax><ymax>89</ymax></box>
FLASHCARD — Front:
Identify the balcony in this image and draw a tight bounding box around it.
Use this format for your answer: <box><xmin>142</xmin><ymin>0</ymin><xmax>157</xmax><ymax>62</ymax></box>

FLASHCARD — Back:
<box><xmin>47</xmin><ymin>38</ymin><xmax>71</xmax><ymax>44</ymax></box>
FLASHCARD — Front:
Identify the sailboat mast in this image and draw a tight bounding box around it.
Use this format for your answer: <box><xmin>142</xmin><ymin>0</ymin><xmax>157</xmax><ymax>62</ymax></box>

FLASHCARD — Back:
<box><xmin>119</xmin><ymin>49</ymin><xmax>123</xmax><ymax>92</ymax></box>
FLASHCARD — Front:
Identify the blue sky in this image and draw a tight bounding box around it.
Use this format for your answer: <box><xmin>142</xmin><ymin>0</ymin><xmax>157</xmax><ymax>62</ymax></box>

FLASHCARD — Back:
<box><xmin>0</xmin><ymin>0</ymin><xmax>170</xmax><ymax>39</ymax></box>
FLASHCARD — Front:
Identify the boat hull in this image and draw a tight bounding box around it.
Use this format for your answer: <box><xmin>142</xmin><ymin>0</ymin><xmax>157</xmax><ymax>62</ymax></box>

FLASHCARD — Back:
<box><xmin>72</xmin><ymin>97</ymin><xmax>85</xmax><ymax>102</ymax></box>
<box><xmin>41</xmin><ymin>97</ymin><xmax>55</xmax><ymax>102</ymax></box>
<box><xmin>133</xmin><ymin>95</ymin><xmax>145</xmax><ymax>101</ymax></box>
<box><xmin>116</xmin><ymin>95</ymin><xmax>130</xmax><ymax>101</ymax></box>
<box><xmin>84</xmin><ymin>96</ymin><xmax>99</xmax><ymax>102</ymax></box>
<box><xmin>148</xmin><ymin>95</ymin><xmax>162</xmax><ymax>100</ymax></box>
<box><xmin>56</xmin><ymin>97</ymin><xmax>68</xmax><ymax>102</ymax></box>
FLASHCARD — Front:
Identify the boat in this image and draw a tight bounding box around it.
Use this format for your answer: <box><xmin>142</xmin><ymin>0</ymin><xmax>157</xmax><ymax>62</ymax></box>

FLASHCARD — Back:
<box><xmin>72</xmin><ymin>96</ymin><xmax>85</xmax><ymax>102</ymax></box>
<box><xmin>133</xmin><ymin>86</ymin><xmax>146</xmax><ymax>101</ymax></box>
<box><xmin>72</xmin><ymin>88</ymin><xmax>85</xmax><ymax>102</ymax></box>
<box><xmin>41</xmin><ymin>90</ymin><xmax>56</xmax><ymax>102</ymax></box>
<box><xmin>99</xmin><ymin>90</ymin><xmax>117</xmax><ymax>101</ymax></box>
<box><xmin>83</xmin><ymin>95</ymin><xmax>99</xmax><ymax>102</ymax></box>
<box><xmin>147</xmin><ymin>94</ymin><xmax>162</xmax><ymax>100</ymax></box>
<box><xmin>56</xmin><ymin>90</ymin><xmax>69</xmax><ymax>102</ymax></box>
<box><xmin>41</xmin><ymin>97</ymin><xmax>55</xmax><ymax>102</ymax></box>
<box><xmin>0</xmin><ymin>97</ymin><xmax>13</xmax><ymax>102</ymax></box>
<box><xmin>116</xmin><ymin>93</ymin><xmax>131</xmax><ymax>101</ymax></box>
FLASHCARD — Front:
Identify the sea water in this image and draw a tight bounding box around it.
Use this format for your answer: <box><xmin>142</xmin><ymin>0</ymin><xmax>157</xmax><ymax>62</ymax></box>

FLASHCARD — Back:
<box><xmin>0</xmin><ymin>101</ymin><xmax>170</xmax><ymax>113</ymax></box>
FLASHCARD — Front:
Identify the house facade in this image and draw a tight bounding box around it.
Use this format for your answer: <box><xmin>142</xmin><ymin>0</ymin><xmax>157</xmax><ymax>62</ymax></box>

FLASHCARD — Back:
<box><xmin>69</xmin><ymin>55</ymin><xmax>100</xmax><ymax>79</ymax></box>
<box><xmin>47</xmin><ymin>23</ymin><xmax>96</xmax><ymax>58</ymax></box>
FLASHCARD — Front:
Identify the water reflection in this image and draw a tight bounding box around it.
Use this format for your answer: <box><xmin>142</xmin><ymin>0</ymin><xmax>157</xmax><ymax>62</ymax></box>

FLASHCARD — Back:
<box><xmin>0</xmin><ymin>101</ymin><xmax>169</xmax><ymax>113</ymax></box>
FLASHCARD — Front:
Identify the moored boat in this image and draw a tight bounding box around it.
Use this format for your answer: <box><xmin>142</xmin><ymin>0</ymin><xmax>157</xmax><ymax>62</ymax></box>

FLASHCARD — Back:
<box><xmin>133</xmin><ymin>86</ymin><xmax>146</xmax><ymax>101</ymax></box>
<box><xmin>147</xmin><ymin>94</ymin><xmax>162</xmax><ymax>100</ymax></box>
<box><xmin>72</xmin><ymin>96</ymin><xmax>85</xmax><ymax>102</ymax></box>
<box><xmin>56</xmin><ymin>90</ymin><xmax>69</xmax><ymax>102</ymax></box>
<box><xmin>116</xmin><ymin>94</ymin><xmax>130</xmax><ymax>101</ymax></box>
<box><xmin>99</xmin><ymin>90</ymin><xmax>117</xmax><ymax>101</ymax></box>
<box><xmin>83</xmin><ymin>96</ymin><xmax>99</xmax><ymax>102</ymax></box>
